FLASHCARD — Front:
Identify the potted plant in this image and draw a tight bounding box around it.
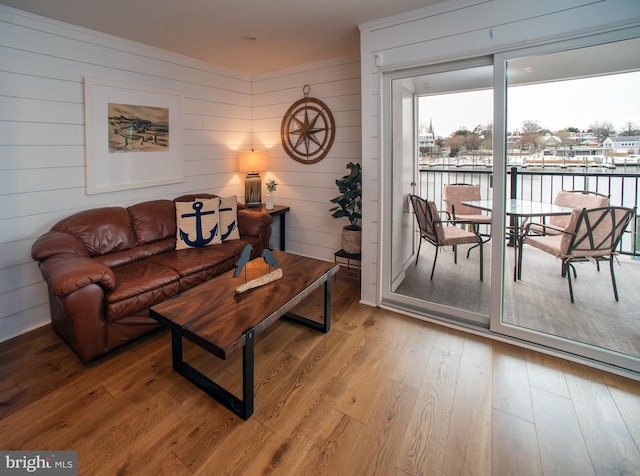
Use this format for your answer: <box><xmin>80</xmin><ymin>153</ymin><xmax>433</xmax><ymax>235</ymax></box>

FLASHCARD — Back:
<box><xmin>265</xmin><ymin>179</ymin><xmax>277</xmax><ymax>210</ymax></box>
<box><xmin>330</xmin><ymin>162</ymin><xmax>362</xmax><ymax>254</ymax></box>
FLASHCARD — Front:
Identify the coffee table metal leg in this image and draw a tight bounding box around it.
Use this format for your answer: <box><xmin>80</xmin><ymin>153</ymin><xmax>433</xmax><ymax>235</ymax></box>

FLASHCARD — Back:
<box><xmin>242</xmin><ymin>328</ymin><xmax>255</xmax><ymax>419</ymax></box>
<box><xmin>283</xmin><ymin>270</ymin><xmax>333</xmax><ymax>333</ymax></box>
<box><xmin>323</xmin><ymin>276</ymin><xmax>331</xmax><ymax>333</ymax></box>
<box><xmin>170</xmin><ymin>326</ymin><xmax>255</xmax><ymax>420</ymax></box>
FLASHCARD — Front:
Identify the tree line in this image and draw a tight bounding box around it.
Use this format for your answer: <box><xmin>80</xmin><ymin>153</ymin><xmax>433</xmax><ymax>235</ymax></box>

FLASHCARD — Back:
<box><xmin>429</xmin><ymin>120</ymin><xmax>639</xmax><ymax>156</ymax></box>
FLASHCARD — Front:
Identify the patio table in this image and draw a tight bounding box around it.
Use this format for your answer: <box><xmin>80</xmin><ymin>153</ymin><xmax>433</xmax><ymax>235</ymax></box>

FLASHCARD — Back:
<box><xmin>462</xmin><ymin>199</ymin><xmax>575</xmax><ymax>281</ymax></box>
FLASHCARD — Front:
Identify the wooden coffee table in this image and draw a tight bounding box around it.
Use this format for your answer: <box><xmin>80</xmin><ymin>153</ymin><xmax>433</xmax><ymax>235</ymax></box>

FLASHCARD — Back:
<box><xmin>150</xmin><ymin>251</ymin><xmax>339</xmax><ymax>420</ymax></box>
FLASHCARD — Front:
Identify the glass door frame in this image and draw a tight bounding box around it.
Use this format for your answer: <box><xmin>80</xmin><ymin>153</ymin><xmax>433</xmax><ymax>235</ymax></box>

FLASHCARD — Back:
<box><xmin>380</xmin><ymin>56</ymin><xmax>495</xmax><ymax>327</ymax></box>
<box><xmin>379</xmin><ymin>28</ymin><xmax>640</xmax><ymax>375</ymax></box>
<box><xmin>490</xmin><ymin>30</ymin><xmax>640</xmax><ymax>374</ymax></box>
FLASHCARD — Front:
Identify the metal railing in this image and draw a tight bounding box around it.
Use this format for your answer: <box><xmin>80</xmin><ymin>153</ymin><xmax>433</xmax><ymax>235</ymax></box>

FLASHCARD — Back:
<box><xmin>418</xmin><ymin>166</ymin><xmax>639</xmax><ymax>255</ymax></box>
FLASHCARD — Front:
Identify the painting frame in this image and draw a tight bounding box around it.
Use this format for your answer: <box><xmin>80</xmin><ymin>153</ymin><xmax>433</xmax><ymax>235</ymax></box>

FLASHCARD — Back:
<box><xmin>84</xmin><ymin>77</ymin><xmax>184</xmax><ymax>194</ymax></box>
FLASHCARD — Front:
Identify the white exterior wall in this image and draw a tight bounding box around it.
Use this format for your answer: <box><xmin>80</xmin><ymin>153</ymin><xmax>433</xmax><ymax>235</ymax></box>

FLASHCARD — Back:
<box><xmin>359</xmin><ymin>0</ymin><xmax>640</xmax><ymax>305</ymax></box>
<box><xmin>603</xmin><ymin>137</ymin><xmax>640</xmax><ymax>153</ymax></box>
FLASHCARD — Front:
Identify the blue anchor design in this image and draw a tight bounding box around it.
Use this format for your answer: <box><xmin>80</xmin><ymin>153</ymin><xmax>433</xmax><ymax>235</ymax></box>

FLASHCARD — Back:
<box><xmin>220</xmin><ymin>206</ymin><xmax>237</xmax><ymax>240</ymax></box>
<box><xmin>179</xmin><ymin>201</ymin><xmax>218</xmax><ymax>247</ymax></box>
<box><xmin>222</xmin><ymin>222</ymin><xmax>236</xmax><ymax>240</ymax></box>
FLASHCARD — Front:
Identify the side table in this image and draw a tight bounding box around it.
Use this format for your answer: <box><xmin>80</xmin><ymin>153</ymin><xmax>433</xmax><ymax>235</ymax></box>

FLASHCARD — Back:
<box><xmin>334</xmin><ymin>249</ymin><xmax>361</xmax><ymax>280</ymax></box>
<box><xmin>244</xmin><ymin>204</ymin><xmax>290</xmax><ymax>251</ymax></box>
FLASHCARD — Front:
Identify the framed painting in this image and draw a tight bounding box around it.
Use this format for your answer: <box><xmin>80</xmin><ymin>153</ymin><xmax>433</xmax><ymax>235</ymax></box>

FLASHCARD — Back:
<box><xmin>84</xmin><ymin>77</ymin><xmax>184</xmax><ymax>194</ymax></box>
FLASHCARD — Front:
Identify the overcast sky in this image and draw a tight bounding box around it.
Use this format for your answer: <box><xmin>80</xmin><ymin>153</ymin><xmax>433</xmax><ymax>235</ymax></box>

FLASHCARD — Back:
<box><xmin>419</xmin><ymin>70</ymin><xmax>640</xmax><ymax>137</ymax></box>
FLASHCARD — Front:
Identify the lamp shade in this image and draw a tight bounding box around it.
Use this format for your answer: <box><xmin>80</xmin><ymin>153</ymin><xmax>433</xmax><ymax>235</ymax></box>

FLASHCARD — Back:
<box><xmin>238</xmin><ymin>150</ymin><xmax>268</xmax><ymax>172</ymax></box>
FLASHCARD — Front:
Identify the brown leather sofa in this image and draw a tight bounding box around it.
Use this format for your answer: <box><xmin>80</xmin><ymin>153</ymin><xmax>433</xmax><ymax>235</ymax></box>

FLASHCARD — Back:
<box><xmin>31</xmin><ymin>194</ymin><xmax>273</xmax><ymax>362</ymax></box>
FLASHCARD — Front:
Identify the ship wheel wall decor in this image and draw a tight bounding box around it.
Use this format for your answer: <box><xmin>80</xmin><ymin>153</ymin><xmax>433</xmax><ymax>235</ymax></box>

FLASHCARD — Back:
<box><xmin>281</xmin><ymin>85</ymin><xmax>335</xmax><ymax>164</ymax></box>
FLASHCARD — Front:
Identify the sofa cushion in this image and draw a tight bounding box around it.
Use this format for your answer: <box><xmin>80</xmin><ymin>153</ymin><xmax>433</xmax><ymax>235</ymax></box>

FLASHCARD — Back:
<box><xmin>128</xmin><ymin>199</ymin><xmax>176</xmax><ymax>244</ymax></box>
<box><xmin>175</xmin><ymin>198</ymin><xmax>222</xmax><ymax>250</ymax></box>
<box><xmin>237</xmin><ymin>209</ymin><xmax>273</xmax><ymax>237</ymax></box>
<box><xmin>149</xmin><ymin>237</ymin><xmax>263</xmax><ymax>292</ymax></box>
<box><xmin>219</xmin><ymin>196</ymin><xmax>240</xmax><ymax>241</ymax></box>
<box><xmin>94</xmin><ymin>238</ymin><xmax>175</xmax><ymax>268</ymax></box>
<box><xmin>175</xmin><ymin>193</ymin><xmax>218</xmax><ymax>202</ymax></box>
<box><xmin>52</xmin><ymin>207</ymin><xmax>137</xmax><ymax>256</ymax></box>
<box><xmin>148</xmin><ymin>238</ymin><xmax>256</xmax><ymax>277</ymax></box>
<box><xmin>105</xmin><ymin>261</ymin><xmax>180</xmax><ymax>322</ymax></box>
<box><xmin>106</xmin><ymin>282</ymin><xmax>182</xmax><ymax>323</ymax></box>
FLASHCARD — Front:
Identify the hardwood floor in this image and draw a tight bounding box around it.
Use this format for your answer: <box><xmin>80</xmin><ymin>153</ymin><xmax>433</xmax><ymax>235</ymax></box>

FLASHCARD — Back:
<box><xmin>1</xmin><ymin>271</ymin><xmax>639</xmax><ymax>475</ymax></box>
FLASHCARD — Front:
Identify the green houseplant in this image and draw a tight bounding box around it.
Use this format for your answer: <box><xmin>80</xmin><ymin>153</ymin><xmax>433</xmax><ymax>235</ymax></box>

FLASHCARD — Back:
<box><xmin>266</xmin><ymin>179</ymin><xmax>277</xmax><ymax>193</ymax></box>
<box><xmin>330</xmin><ymin>162</ymin><xmax>362</xmax><ymax>254</ymax></box>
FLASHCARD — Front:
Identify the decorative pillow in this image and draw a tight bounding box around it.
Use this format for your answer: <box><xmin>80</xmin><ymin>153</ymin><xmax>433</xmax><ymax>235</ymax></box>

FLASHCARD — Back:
<box><xmin>175</xmin><ymin>198</ymin><xmax>221</xmax><ymax>250</ymax></box>
<box><xmin>219</xmin><ymin>196</ymin><xmax>241</xmax><ymax>241</ymax></box>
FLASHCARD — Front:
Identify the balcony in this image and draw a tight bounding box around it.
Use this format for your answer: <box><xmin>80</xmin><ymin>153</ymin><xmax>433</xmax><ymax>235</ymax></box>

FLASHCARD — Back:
<box><xmin>401</xmin><ymin>166</ymin><xmax>640</xmax><ymax>359</ymax></box>
<box><xmin>418</xmin><ymin>166</ymin><xmax>639</xmax><ymax>256</ymax></box>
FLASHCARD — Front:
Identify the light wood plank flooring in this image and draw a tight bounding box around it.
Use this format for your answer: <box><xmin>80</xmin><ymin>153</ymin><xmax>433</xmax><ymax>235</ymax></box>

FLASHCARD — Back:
<box><xmin>1</xmin><ymin>271</ymin><xmax>639</xmax><ymax>475</ymax></box>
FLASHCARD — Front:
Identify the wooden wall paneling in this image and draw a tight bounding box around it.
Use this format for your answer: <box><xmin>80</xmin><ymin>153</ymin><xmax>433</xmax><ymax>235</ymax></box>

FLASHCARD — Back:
<box><xmin>0</xmin><ymin>261</ymin><xmax>44</xmax><ymax>295</ymax></box>
<box><xmin>1</xmin><ymin>145</ymin><xmax>84</xmax><ymax>170</ymax></box>
<box><xmin>0</xmin><ymin>6</ymin><xmax>252</xmax><ymax>343</ymax></box>
<box><xmin>251</xmin><ymin>58</ymin><xmax>362</xmax><ymax>262</ymax></box>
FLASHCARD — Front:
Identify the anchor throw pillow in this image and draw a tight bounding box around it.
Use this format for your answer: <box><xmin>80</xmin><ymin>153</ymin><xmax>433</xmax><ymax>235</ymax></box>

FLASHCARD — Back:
<box><xmin>219</xmin><ymin>196</ymin><xmax>241</xmax><ymax>241</ymax></box>
<box><xmin>175</xmin><ymin>198</ymin><xmax>222</xmax><ymax>250</ymax></box>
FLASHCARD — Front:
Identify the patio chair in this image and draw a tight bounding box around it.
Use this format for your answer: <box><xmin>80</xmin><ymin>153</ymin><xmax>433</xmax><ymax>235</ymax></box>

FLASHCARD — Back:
<box><xmin>527</xmin><ymin>190</ymin><xmax>610</xmax><ymax>236</ymax></box>
<box><xmin>442</xmin><ymin>184</ymin><xmax>491</xmax><ymax>225</ymax></box>
<box><xmin>518</xmin><ymin>206</ymin><xmax>634</xmax><ymax>302</ymax></box>
<box><xmin>443</xmin><ymin>183</ymin><xmax>491</xmax><ymax>257</ymax></box>
<box><xmin>409</xmin><ymin>194</ymin><xmax>484</xmax><ymax>281</ymax></box>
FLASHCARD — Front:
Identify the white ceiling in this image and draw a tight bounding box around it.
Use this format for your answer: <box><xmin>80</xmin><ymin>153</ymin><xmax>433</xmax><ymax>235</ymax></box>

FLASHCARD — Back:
<box><xmin>0</xmin><ymin>0</ymin><xmax>447</xmax><ymax>74</ymax></box>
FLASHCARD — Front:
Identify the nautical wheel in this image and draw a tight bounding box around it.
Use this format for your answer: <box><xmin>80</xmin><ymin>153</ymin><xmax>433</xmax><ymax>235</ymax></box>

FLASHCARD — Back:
<box><xmin>281</xmin><ymin>85</ymin><xmax>335</xmax><ymax>164</ymax></box>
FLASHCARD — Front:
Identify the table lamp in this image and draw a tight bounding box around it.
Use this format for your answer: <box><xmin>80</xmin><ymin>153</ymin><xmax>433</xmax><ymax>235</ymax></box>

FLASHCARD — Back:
<box><xmin>238</xmin><ymin>149</ymin><xmax>268</xmax><ymax>207</ymax></box>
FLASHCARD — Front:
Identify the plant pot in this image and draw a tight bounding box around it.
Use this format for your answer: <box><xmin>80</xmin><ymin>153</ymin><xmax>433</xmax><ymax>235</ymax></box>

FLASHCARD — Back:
<box><xmin>342</xmin><ymin>227</ymin><xmax>361</xmax><ymax>254</ymax></box>
<box><xmin>266</xmin><ymin>193</ymin><xmax>274</xmax><ymax>210</ymax></box>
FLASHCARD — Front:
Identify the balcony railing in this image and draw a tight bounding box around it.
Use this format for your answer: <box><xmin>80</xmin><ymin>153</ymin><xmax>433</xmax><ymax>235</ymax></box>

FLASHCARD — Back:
<box><xmin>418</xmin><ymin>166</ymin><xmax>639</xmax><ymax>256</ymax></box>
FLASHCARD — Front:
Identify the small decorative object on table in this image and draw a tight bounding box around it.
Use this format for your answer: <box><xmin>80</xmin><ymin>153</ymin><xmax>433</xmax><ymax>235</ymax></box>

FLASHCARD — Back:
<box><xmin>234</xmin><ymin>245</ymin><xmax>283</xmax><ymax>294</ymax></box>
<box><xmin>266</xmin><ymin>179</ymin><xmax>277</xmax><ymax>210</ymax></box>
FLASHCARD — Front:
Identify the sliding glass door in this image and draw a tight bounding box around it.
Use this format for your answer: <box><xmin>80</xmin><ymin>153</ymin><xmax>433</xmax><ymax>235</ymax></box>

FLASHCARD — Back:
<box><xmin>381</xmin><ymin>34</ymin><xmax>640</xmax><ymax>374</ymax></box>
<box><xmin>381</xmin><ymin>58</ymin><xmax>494</xmax><ymax>324</ymax></box>
<box><xmin>492</xmin><ymin>36</ymin><xmax>640</xmax><ymax>372</ymax></box>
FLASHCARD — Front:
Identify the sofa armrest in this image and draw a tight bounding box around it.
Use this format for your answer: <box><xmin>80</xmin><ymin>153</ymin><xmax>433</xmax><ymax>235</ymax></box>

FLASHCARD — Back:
<box><xmin>32</xmin><ymin>231</ymin><xmax>89</xmax><ymax>260</ymax></box>
<box><xmin>237</xmin><ymin>209</ymin><xmax>273</xmax><ymax>237</ymax></box>
<box><xmin>39</xmin><ymin>254</ymin><xmax>116</xmax><ymax>297</ymax></box>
